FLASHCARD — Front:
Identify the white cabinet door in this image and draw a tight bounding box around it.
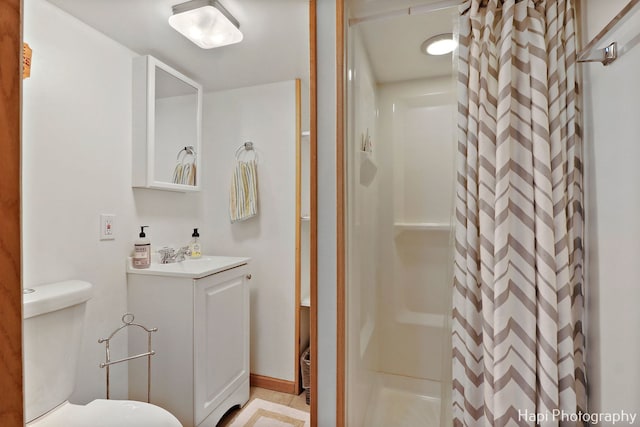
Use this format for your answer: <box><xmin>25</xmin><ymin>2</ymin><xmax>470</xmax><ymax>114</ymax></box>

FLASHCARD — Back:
<box><xmin>193</xmin><ymin>266</ymin><xmax>249</xmax><ymax>425</ymax></box>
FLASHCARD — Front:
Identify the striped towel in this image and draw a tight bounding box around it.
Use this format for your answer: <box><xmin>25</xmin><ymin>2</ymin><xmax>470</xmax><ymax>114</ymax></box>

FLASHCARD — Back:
<box><xmin>229</xmin><ymin>160</ymin><xmax>258</xmax><ymax>223</ymax></box>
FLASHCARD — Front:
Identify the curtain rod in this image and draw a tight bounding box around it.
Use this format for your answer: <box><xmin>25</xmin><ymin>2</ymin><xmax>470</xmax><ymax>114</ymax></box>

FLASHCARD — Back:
<box><xmin>348</xmin><ymin>0</ymin><xmax>463</xmax><ymax>26</ymax></box>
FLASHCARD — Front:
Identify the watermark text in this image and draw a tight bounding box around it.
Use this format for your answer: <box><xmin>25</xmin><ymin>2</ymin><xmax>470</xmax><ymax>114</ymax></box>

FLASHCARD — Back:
<box><xmin>518</xmin><ymin>409</ymin><xmax>638</xmax><ymax>425</ymax></box>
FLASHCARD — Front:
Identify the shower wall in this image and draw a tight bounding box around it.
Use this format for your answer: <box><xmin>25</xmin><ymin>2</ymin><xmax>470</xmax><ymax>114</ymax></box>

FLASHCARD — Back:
<box><xmin>346</xmin><ymin>21</ymin><xmax>456</xmax><ymax>427</ymax></box>
<box><xmin>346</xmin><ymin>26</ymin><xmax>380</xmax><ymax>427</ymax></box>
<box><xmin>375</xmin><ymin>77</ymin><xmax>455</xmax><ymax>385</ymax></box>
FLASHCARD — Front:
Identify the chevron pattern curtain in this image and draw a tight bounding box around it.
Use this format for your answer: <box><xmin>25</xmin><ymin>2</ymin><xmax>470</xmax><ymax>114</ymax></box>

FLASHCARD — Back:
<box><xmin>452</xmin><ymin>0</ymin><xmax>586</xmax><ymax>425</ymax></box>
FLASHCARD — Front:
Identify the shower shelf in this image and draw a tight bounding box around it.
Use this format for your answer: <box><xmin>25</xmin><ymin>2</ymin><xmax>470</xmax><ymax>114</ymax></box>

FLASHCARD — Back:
<box><xmin>393</xmin><ymin>222</ymin><xmax>450</xmax><ymax>233</ymax></box>
<box><xmin>359</xmin><ymin>151</ymin><xmax>377</xmax><ymax>186</ymax></box>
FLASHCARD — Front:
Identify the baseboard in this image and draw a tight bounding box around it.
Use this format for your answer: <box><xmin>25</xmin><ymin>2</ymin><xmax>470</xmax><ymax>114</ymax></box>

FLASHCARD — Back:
<box><xmin>250</xmin><ymin>373</ymin><xmax>297</xmax><ymax>394</ymax></box>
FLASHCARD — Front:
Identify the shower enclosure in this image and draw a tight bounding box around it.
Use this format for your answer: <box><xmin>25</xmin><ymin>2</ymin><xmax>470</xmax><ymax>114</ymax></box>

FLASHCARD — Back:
<box><xmin>345</xmin><ymin>4</ymin><xmax>457</xmax><ymax>427</ymax></box>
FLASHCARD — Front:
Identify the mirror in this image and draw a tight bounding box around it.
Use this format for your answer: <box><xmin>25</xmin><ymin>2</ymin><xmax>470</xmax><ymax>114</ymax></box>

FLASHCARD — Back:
<box><xmin>132</xmin><ymin>55</ymin><xmax>203</xmax><ymax>192</ymax></box>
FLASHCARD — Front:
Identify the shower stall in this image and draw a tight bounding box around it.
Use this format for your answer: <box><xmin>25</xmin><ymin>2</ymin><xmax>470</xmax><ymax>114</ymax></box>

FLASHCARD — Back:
<box><xmin>345</xmin><ymin>4</ymin><xmax>458</xmax><ymax>427</ymax></box>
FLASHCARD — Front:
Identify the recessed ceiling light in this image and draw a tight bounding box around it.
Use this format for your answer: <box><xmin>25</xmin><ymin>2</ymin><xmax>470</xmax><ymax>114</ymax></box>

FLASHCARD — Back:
<box><xmin>421</xmin><ymin>33</ymin><xmax>457</xmax><ymax>56</ymax></box>
<box><xmin>169</xmin><ymin>0</ymin><xmax>243</xmax><ymax>49</ymax></box>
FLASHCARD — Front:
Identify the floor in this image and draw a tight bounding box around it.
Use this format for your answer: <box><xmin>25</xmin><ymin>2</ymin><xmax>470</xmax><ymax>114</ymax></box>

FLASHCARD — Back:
<box><xmin>363</xmin><ymin>387</ymin><xmax>440</xmax><ymax>427</ymax></box>
<box><xmin>217</xmin><ymin>387</ymin><xmax>309</xmax><ymax>426</ymax></box>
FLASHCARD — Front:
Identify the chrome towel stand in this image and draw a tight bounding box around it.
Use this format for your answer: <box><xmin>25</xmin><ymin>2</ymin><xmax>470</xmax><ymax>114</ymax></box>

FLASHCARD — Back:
<box><xmin>99</xmin><ymin>313</ymin><xmax>157</xmax><ymax>402</ymax></box>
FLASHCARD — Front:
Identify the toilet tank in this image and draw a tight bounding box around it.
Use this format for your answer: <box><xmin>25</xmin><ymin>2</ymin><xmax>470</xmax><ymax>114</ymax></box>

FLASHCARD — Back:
<box><xmin>23</xmin><ymin>280</ymin><xmax>93</xmax><ymax>423</ymax></box>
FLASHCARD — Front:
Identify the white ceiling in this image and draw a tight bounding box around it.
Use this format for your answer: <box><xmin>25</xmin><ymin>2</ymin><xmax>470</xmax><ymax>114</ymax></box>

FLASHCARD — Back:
<box><xmin>44</xmin><ymin>0</ymin><xmax>456</xmax><ymax>91</ymax></box>
<box><xmin>355</xmin><ymin>6</ymin><xmax>458</xmax><ymax>83</ymax></box>
<box><xmin>46</xmin><ymin>0</ymin><xmax>310</xmax><ymax>92</ymax></box>
<box><xmin>350</xmin><ymin>0</ymin><xmax>458</xmax><ymax>18</ymax></box>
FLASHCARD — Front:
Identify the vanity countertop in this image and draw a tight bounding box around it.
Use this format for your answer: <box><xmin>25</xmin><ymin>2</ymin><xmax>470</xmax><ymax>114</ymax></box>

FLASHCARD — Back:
<box><xmin>127</xmin><ymin>256</ymin><xmax>250</xmax><ymax>279</ymax></box>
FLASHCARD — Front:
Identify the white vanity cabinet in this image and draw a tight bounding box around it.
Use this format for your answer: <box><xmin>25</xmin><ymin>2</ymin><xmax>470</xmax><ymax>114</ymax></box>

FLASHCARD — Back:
<box><xmin>127</xmin><ymin>257</ymin><xmax>251</xmax><ymax>427</ymax></box>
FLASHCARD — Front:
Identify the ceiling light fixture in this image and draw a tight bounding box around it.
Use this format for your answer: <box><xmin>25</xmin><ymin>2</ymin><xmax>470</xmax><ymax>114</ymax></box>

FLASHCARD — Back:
<box><xmin>421</xmin><ymin>33</ymin><xmax>457</xmax><ymax>56</ymax></box>
<box><xmin>169</xmin><ymin>0</ymin><xmax>243</xmax><ymax>49</ymax></box>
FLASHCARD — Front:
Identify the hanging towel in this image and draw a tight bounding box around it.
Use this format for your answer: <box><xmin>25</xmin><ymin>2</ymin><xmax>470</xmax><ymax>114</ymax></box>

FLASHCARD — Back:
<box><xmin>172</xmin><ymin>146</ymin><xmax>197</xmax><ymax>186</ymax></box>
<box><xmin>229</xmin><ymin>160</ymin><xmax>258</xmax><ymax>223</ymax></box>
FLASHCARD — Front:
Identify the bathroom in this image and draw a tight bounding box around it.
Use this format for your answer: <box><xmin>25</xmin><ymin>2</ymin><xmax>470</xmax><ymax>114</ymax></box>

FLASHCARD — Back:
<box><xmin>18</xmin><ymin>0</ymin><xmax>311</xmax><ymax>425</ymax></box>
<box><xmin>2</xmin><ymin>0</ymin><xmax>640</xmax><ymax>426</ymax></box>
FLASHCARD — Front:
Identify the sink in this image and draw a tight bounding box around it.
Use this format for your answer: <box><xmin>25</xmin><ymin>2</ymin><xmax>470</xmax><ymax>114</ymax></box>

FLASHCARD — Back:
<box><xmin>183</xmin><ymin>256</ymin><xmax>214</xmax><ymax>262</ymax></box>
<box><xmin>127</xmin><ymin>255</ymin><xmax>250</xmax><ymax>279</ymax></box>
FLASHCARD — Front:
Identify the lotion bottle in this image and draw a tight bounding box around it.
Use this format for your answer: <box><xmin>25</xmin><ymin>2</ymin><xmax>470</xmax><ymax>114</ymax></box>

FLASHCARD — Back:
<box><xmin>133</xmin><ymin>226</ymin><xmax>151</xmax><ymax>269</ymax></box>
<box><xmin>189</xmin><ymin>228</ymin><xmax>202</xmax><ymax>259</ymax></box>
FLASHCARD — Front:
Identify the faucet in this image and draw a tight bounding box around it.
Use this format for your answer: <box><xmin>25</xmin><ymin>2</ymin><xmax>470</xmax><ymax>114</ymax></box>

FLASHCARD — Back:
<box><xmin>158</xmin><ymin>246</ymin><xmax>190</xmax><ymax>264</ymax></box>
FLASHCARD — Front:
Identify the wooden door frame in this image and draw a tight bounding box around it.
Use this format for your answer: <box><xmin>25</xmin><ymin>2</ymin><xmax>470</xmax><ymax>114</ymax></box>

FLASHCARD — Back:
<box><xmin>0</xmin><ymin>0</ymin><xmax>24</xmax><ymax>426</ymax></box>
<box><xmin>335</xmin><ymin>0</ymin><xmax>346</xmax><ymax>426</ymax></box>
<box><xmin>309</xmin><ymin>1</ymin><xmax>318</xmax><ymax>425</ymax></box>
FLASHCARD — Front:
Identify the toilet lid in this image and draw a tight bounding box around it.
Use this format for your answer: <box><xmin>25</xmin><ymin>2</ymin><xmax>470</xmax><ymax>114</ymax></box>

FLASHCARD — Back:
<box><xmin>28</xmin><ymin>400</ymin><xmax>182</xmax><ymax>427</ymax></box>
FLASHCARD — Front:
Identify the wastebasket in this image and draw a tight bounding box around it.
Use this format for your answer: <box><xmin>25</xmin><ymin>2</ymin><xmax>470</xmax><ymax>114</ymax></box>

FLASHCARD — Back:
<box><xmin>300</xmin><ymin>347</ymin><xmax>311</xmax><ymax>404</ymax></box>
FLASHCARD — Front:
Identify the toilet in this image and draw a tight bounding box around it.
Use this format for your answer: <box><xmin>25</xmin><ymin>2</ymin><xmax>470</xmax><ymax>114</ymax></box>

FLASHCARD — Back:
<box><xmin>23</xmin><ymin>280</ymin><xmax>182</xmax><ymax>427</ymax></box>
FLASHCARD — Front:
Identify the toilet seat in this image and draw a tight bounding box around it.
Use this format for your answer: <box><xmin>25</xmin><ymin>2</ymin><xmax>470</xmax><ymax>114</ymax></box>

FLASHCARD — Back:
<box><xmin>27</xmin><ymin>400</ymin><xmax>182</xmax><ymax>427</ymax></box>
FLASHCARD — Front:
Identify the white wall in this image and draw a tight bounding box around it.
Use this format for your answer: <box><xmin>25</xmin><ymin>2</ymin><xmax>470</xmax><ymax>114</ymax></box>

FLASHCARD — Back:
<box><xmin>202</xmin><ymin>81</ymin><xmax>297</xmax><ymax>382</ymax></box>
<box><xmin>24</xmin><ymin>0</ymin><xmax>300</xmax><ymax>407</ymax></box>
<box><xmin>583</xmin><ymin>0</ymin><xmax>640</xmax><ymax>416</ymax></box>
<box><xmin>23</xmin><ymin>0</ymin><xmax>142</xmax><ymax>402</ymax></box>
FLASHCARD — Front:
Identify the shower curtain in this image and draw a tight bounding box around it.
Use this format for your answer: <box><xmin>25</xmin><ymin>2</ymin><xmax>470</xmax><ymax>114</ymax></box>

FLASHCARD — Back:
<box><xmin>452</xmin><ymin>0</ymin><xmax>586</xmax><ymax>425</ymax></box>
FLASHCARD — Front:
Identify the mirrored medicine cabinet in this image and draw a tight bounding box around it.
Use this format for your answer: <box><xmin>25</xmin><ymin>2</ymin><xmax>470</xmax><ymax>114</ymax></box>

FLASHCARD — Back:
<box><xmin>132</xmin><ymin>55</ymin><xmax>203</xmax><ymax>192</ymax></box>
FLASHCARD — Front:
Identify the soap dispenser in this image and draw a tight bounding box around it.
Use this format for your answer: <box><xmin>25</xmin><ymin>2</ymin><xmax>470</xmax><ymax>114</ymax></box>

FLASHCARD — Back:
<box><xmin>133</xmin><ymin>226</ymin><xmax>151</xmax><ymax>269</ymax></box>
<box><xmin>189</xmin><ymin>228</ymin><xmax>202</xmax><ymax>259</ymax></box>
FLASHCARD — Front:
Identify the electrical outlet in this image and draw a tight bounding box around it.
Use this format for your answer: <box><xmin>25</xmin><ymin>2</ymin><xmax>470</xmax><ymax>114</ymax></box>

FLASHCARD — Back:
<box><xmin>100</xmin><ymin>214</ymin><xmax>115</xmax><ymax>240</ymax></box>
